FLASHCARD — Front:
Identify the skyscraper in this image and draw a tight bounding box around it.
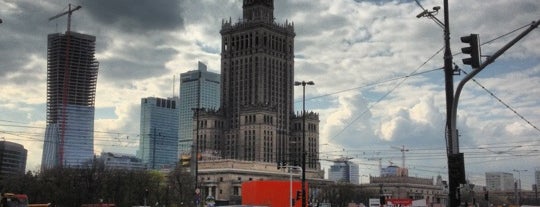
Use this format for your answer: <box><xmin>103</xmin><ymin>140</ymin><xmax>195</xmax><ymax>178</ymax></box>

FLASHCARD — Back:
<box><xmin>178</xmin><ymin>62</ymin><xmax>221</xmax><ymax>157</ymax></box>
<box><xmin>198</xmin><ymin>0</ymin><xmax>320</xmax><ymax>170</ymax></box>
<box><xmin>42</xmin><ymin>32</ymin><xmax>98</xmax><ymax>169</ymax></box>
<box><xmin>138</xmin><ymin>97</ymin><xmax>179</xmax><ymax>169</ymax></box>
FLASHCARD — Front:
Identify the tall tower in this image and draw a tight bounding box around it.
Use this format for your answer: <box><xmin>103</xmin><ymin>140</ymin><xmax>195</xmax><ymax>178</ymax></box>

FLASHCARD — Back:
<box><xmin>42</xmin><ymin>32</ymin><xmax>98</xmax><ymax>169</ymax></box>
<box><xmin>178</xmin><ymin>62</ymin><xmax>221</xmax><ymax>157</ymax></box>
<box><xmin>219</xmin><ymin>0</ymin><xmax>296</xmax><ymax>163</ymax></box>
<box><xmin>138</xmin><ymin>97</ymin><xmax>179</xmax><ymax>170</ymax></box>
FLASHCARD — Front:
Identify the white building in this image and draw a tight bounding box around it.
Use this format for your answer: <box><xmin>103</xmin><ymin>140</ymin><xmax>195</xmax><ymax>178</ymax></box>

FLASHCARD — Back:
<box><xmin>100</xmin><ymin>152</ymin><xmax>144</xmax><ymax>170</ymax></box>
<box><xmin>486</xmin><ymin>172</ymin><xmax>515</xmax><ymax>191</ymax></box>
<box><xmin>177</xmin><ymin>62</ymin><xmax>220</xmax><ymax>156</ymax></box>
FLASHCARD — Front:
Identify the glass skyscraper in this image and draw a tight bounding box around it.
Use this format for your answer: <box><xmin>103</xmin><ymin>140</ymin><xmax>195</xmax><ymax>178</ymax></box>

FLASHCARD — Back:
<box><xmin>138</xmin><ymin>97</ymin><xmax>180</xmax><ymax>169</ymax></box>
<box><xmin>178</xmin><ymin>62</ymin><xmax>221</xmax><ymax>157</ymax></box>
<box><xmin>42</xmin><ymin>32</ymin><xmax>98</xmax><ymax>169</ymax></box>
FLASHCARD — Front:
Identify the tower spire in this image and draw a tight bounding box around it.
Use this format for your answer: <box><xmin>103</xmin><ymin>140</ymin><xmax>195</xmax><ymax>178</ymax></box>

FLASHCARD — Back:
<box><xmin>242</xmin><ymin>0</ymin><xmax>274</xmax><ymax>22</ymax></box>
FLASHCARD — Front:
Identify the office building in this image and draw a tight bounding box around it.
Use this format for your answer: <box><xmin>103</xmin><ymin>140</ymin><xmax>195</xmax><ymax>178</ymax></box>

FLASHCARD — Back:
<box><xmin>178</xmin><ymin>62</ymin><xmax>220</xmax><ymax>157</ymax></box>
<box><xmin>42</xmin><ymin>32</ymin><xmax>98</xmax><ymax>169</ymax></box>
<box><xmin>0</xmin><ymin>141</ymin><xmax>27</xmax><ymax>183</ymax></box>
<box><xmin>138</xmin><ymin>97</ymin><xmax>179</xmax><ymax>170</ymax></box>
<box><xmin>328</xmin><ymin>158</ymin><xmax>360</xmax><ymax>184</ymax></box>
<box><xmin>486</xmin><ymin>172</ymin><xmax>515</xmax><ymax>191</ymax></box>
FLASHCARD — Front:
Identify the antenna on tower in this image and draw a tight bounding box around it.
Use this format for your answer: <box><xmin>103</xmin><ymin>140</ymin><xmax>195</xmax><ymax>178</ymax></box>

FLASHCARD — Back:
<box><xmin>173</xmin><ymin>75</ymin><xmax>176</xmax><ymax>98</ymax></box>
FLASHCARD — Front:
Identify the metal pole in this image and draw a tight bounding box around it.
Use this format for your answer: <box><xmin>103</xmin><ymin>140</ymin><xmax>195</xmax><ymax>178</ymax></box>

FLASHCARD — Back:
<box><xmin>302</xmin><ymin>84</ymin><xmax>306</xmax><ymax>207</ymax></box>
<box><xmin>295</xmin><ymin>81</ymin><xmax>313</xmax><ymax>207</ymax></box>
<box><xmin>442</xmin><ymin>0</ymin><xmax>459</xmax><ymax>205</ymax></box>
<box><xmin>290</xmin><ymin>168</ymin><xmax>293</xmax><ymax>207</ymax></box>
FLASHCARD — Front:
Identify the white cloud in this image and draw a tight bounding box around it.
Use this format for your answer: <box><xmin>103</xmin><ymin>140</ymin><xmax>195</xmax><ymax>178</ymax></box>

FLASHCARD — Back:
<box><xmin>1</xmin><ymin>0</ymin><xmax>539</xmax><ymax>187</ymax></box>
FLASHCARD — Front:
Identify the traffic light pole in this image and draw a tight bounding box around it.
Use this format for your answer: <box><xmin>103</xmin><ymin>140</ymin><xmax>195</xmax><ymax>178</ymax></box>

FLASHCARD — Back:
<box><xmin>447</xmin><ymin>18</ymin><xmax>539</xmax><ymax>207</ymax></box>
<box><xmin>451</xmin><ymin>19</ymin><xmax>540</xmax><ymax>151</ymax></box>
<box><xmin>440</xmin><ymin>1</ymin><xmax>462</xmax><ymax>206</ymax></box>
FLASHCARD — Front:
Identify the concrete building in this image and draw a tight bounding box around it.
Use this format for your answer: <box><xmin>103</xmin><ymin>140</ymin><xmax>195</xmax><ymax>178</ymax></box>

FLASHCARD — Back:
<box><xmin>486</xmin><ymin>172</ymin><xmax>515</xmax><ymax>191</ymax></box>
<box><xmin>366</xmin><ymin>175</ymin><xmax>448</xmax><ymax>206</ymax></box>
<box><xmin>328</xmin><ymin>158</ymin><xmax>359</xmax><ymax>184</ymax></box>
<box><xmin>42</xmin><ymin>32</ymin><xmax>98</xmax><ymax>169</ymax></box>
<box><xmin>178</xmin><ymin>62</ymin><xmax>221</xmax><ymax>157</ymax></box>
<box><xmin>193</xmin><ymin>0</ymin><xmax>322</xmax><ymax>204</ymax></box>
<box><xmin>0</xmin><ymin>141</ymin><xmax>27</xmax><ymax>183</ymax></box>
<box><xmin>100</xmin><ymin>152</ymin><xmax>144</xmax><ymax>170</ymax></box>
<box><xmin>138</xmin><ymin>97</ymin><xmax>179</xmax><ymax>170</ymax></box>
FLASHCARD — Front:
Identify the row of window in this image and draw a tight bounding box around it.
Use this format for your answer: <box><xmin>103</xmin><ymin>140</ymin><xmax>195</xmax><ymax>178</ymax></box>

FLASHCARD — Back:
<box><xmin>223</xmin><ymin>30</ymin><xmax>292</xmax><ymax>54</ymax></box>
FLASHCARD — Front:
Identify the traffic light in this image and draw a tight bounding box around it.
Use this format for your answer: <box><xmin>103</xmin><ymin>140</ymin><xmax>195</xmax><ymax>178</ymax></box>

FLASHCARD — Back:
<box><xmin>277</xmin><ymin>161</ymin><xmax>287</xmax><ymax>169</ymax></box>
<box><xmin>380</xmin><ymin>196</ymin><xmax>386</xmax><ymax>205</ymax></box>
<box><xmin>180</xmin><ymin>155</ymin><xmax>191</xmax><ymax>167</ymax></box>
<box><xmin>296</xmin><ymin>190</ymin><xmax>301</xmax><ymax>200</ymax></box>
<box><xmin>461</xmin><ymin>34</ymin><xmax>481</xmax><ymax>68</ymax></box>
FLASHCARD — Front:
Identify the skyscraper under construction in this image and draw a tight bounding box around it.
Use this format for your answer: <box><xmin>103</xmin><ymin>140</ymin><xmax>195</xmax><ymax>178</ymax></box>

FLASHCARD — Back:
<box><xmin>42</xmin><ymin>32</ymin><xmax>98</xmax><ymax>169</ymax></box>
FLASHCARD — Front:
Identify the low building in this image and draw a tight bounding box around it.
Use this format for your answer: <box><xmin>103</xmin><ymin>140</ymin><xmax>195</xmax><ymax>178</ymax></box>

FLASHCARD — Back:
<box><xmin>0</xmin><ymin>141</ymin><xmax>27</xmax><ymax>182</ymax></box>
<box><xmin>197</xmin><ymin>159</ymin><xmax>325</xmax><ymax>205</ymax></box>
<box><xmin>100</xmin><ymin>152</ymin><xmax>145</xmax><ymax>170</ymax></box>
<box><xmin>364</xmin><ymin>174</ymin><xmax>447</xmax><ymax>206</ymax></box>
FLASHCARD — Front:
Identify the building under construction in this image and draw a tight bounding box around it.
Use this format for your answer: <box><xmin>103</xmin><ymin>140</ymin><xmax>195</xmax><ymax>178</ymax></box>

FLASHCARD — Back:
<box><xmin>42</xmin><ymin>31</ymin><xmax>98</xmax><ymax>169</ymax></box>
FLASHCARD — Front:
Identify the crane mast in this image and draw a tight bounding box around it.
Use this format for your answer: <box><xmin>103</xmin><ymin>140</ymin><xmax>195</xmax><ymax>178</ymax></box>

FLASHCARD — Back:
<box><xmin>48</xmin><ymin>4</ymin><xmax>81</xmax><ymax>167</ymax></box>
<box><xmin>392</xmin><ymin>145</ymin><xmax>409</xmax><ymax>169</ymax></box>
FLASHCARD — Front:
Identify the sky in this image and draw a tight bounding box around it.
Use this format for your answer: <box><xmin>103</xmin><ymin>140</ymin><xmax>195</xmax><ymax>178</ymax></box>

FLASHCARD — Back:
<box><xmin>0</xmin><ymin>0</ymin><xmax>539</xmax><ymax>189</ymax></box>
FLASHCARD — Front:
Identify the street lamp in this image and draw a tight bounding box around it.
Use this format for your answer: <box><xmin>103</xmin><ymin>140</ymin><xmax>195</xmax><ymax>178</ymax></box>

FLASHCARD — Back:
<box><xmin>513</xmin><ymin>169</ymin><xmax>528</xmax><ymax>206</ymax></box>
<box><xmin>294</xmin><ymin>80</ymin><xmax>314</xmax><ymax>207</ymax></box>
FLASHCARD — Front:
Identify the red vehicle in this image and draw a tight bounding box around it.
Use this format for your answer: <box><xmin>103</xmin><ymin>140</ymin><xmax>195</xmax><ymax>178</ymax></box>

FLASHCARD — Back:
<box><xmin>242</xmin><ymin>180</ymin><xmax>307</xmax><ymax>207</ymax></box>
<box><xmin>1</xmin><ymin>193</ymin><xmax>29</xmax><ymax>207</ymax></box>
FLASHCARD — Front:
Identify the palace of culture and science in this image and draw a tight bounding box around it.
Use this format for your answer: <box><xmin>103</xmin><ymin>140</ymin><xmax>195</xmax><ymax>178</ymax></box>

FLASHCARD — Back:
<box><xmin>194</xmin><ymin>0</ymin><xmax>323</xmax><ymax>203</ymax></box>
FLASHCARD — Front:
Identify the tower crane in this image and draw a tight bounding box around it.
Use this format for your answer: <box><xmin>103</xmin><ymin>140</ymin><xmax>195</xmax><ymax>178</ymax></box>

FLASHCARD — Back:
<box><xmin>48</xmin><ymin>4</ymin><xmax>81</xmax><ymax>167</ymax></box>
<box><xmin>367</xmin><ymin>152</ymin><xmax>383</xmax><ymax>176</ymax></box>
<box><xmin>49</xmin><ymin>4</ymin><xmax>81</xmax><ymax>33</ymax></box>
<box><xmin>391</xmin><ymin>145</ymin><xmax>409</xmax><ymax>169</ymax></box>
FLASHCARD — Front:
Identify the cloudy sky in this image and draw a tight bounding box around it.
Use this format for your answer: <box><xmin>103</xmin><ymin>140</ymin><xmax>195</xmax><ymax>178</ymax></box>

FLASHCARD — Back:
<box><xmin>1</xmin><ymin>0</ymin><xmax>539</xmax><ymax>188</ymax></box>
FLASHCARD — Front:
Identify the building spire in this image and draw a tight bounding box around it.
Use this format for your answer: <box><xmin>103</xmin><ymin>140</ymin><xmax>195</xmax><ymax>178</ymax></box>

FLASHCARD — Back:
<box><xmin>242</xmin><ymin>0</ymin><xmax>274</xmax><ymax>22</ymax></box>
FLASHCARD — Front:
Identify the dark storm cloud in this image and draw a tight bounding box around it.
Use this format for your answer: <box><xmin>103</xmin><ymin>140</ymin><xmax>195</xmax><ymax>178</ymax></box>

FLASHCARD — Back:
<box><xmin>82</xmin><ymin>0</ymin><xmax>185</xmax><ymax>33</ymax></box>
<box><xmin>98</xmin><ymin>46</ymin><xmax>176</xmax><ymax>83</ymax></box>
<box><xmin>0</xmin><ymin>1</ymin><xmax>55</xmax><ymax>81</ymax></box>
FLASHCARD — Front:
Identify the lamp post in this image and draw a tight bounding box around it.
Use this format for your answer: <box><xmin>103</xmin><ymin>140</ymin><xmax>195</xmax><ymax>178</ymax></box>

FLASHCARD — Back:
<box><xmin>513</xmin><ymin>169</ymin><xmax>528</xmax><ymax>206</ymax></box>
<box><xmin>294</xmin><ymin>80</ymin><xmax>314</xmax><ymax>207</ymax></box>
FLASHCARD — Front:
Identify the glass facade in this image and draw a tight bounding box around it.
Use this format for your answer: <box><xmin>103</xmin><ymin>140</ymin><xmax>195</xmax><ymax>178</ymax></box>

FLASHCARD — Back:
<box><xmin>138</xmin><ymin>97</ymin><xmax>180</xmax><ymax>169</ymax></box>
<box><xmin>178</xmin><ymin>62</ymin><xmax>220</xmax><ymax>157</ymax></box>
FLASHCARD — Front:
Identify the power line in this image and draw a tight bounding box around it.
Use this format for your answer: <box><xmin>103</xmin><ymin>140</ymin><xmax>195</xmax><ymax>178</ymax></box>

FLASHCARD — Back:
<box><xmin>459</xmin><ymin>68</ymin><xmax>540</xmax><ymax>134</ymax></box>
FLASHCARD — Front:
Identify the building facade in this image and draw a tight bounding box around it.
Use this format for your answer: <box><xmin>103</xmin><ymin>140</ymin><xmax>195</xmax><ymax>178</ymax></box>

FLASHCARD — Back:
<box><xmin>100</xmin><ymin>152</ymin><xmax>145</xmax><ymax>170</ymax></box>
<box><xmin>138</xmin><ymin>97</ymin><xmax>179</xmax><ymax>170</ymax></box>
<box><xmin>0</xmin><ymin>141</ymin><xmax>27</xmax><ymax>183</ymax></box>
<box><xmin>328</xmin><ymin>158</ymin><xmax>360</xmax><ymax>184</ymax></box>
<box><xmin>193</xmin><ymin>0</ymin><xmax>322</xmax><ymax>203</ymax></box>
<box><xmin>486</xmin><ymin>172</ymin><xmax>515</xmax><ymax>191</ymax></box>
<box><xmin>42</xmin><ymin>32</ymin><xmax>99</xmax><ymax>169</ymax></box>
<box><xmin>178</xmin><ymin>62</ymin><xmax>221</xmax><ymax>157</ymax></box>
<box><xmin>196</xmin><ymin>0</ymin><xmax>320</xmax><ymax>169</ymax></box>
